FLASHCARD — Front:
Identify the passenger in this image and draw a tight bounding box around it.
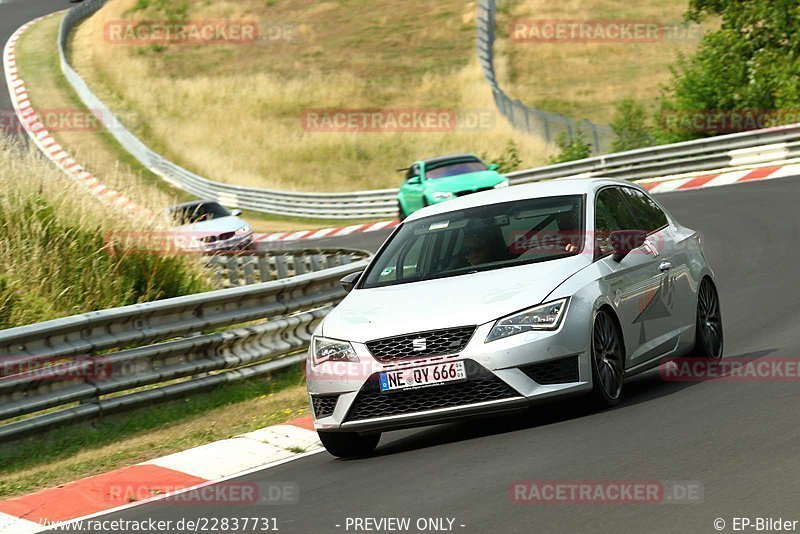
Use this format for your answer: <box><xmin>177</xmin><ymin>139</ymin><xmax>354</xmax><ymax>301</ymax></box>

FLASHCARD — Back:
<box><xmin>555</xmin><ymin>210</ymin><xmax>581</xmax><ymax>253</ymax></box>
<box><xmin>511</xmin><ymin>210</ymin><xmax>581</xmax><ymax>257</ymax></box>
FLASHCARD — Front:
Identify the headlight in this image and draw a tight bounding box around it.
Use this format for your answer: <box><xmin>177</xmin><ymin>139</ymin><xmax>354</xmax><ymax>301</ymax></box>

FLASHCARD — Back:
<box><xmin>486</xmin><ymin>298</ymin><xmax>568</xmax><ymax>342</ymax></box>
<box><xmin>493</xmin><ymin>180</ymin><xmax>509</xmax><ymax>189</ymax></box>
<box><xmin>431</xmin><ymin>192</ymin><xmax>454</xmax><ymax>200</ymax></box>
<box><xmin>311</xmin><ymin>336</ymin><xmax>359</xmax><ymax>366</ymax></box>
<box><xmin>235</xmin><ymin>225</ymin><xmax>251</xmax><ymax>235</ymax></box>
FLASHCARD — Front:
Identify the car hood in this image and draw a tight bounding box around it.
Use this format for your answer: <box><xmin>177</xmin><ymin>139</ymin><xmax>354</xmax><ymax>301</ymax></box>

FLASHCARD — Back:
<box><xmin>321</xmin><ymin>254</ymin><xmax>590</xmax><ymax>342</ymax></box>
<box><xmin>174</xmin><ymin>216</ymin><xmax>247</xmax><ymax>235</ymax></box>
<box><xmin>426</xmin><ymin>171</ymin><xmax>505</xmax><ymax>193</ymax></box>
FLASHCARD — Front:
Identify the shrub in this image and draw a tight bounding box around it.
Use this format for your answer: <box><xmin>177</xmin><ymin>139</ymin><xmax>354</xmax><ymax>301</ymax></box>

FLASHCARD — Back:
<box><xmin>547</xmin><ymin>131</ymin><xmax>592</xmax><ymax>164</ymax></box>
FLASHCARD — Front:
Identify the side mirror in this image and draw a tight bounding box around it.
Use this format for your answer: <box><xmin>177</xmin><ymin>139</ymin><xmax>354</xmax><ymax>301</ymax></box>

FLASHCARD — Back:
<box><xmin>407</xmin><ymin>176</ymin><xmax>421</xmax><ymax>185</ymax></box>
<box><xmin>340</xmin><ymin>271</ymin><xmax>362</xmax><ymax>293</ymax></box>
<box><xmin>609</xmin><ymin>230</ymin><xmax>648</xmax><ymax>262</ymax></box>
<box><xmin>487</xmin><ymin>163</ymin><xmax>500</xmax><ymax>171</ymax></box>
<box><xmin>230</xmin><ymin>209</ymin><xmax>242</xmax><ymax>216</ymax></box>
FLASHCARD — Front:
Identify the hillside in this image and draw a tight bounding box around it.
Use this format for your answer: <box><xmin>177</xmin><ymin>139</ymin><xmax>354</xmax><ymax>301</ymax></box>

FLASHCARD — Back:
<box><xmin>494</xmin><ymin>0</ymin><xmax>712</xmax><ymax>124</ymax></box>
<box><xmin>68</xmin><ymin>0</ymin><xmax>708</xmax><ymax>193</ymax></box>
<box><xmin>70</xmin><ymin>0</ymin><xmax>546</xmax><ymax>193</ymax></box>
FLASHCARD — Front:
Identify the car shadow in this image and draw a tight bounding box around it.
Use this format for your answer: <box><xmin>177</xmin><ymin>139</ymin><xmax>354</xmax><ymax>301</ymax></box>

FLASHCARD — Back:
<box><xmin>366</xmin><ymin>349</ymin><xmax>777</xmax><ymax>459</ymax></box>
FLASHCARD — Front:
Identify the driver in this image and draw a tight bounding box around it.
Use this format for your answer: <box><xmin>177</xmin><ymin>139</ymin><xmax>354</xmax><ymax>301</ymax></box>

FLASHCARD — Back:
<box><xmin>454</xmin><ymin>223</ymin><xmax>510</xmax><ymax>268</ymax></box>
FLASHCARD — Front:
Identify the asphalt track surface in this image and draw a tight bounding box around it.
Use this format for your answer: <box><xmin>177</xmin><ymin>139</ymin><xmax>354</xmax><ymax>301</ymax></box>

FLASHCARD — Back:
<box><xmin>5</xmin><ymin>3</ymin><xmax>800</xmax><ymax>534</ymax></box>
<box><xmin>0</xmin><ymin>0</ymin><xmax>74</xmax><ymax>117</ymax></box>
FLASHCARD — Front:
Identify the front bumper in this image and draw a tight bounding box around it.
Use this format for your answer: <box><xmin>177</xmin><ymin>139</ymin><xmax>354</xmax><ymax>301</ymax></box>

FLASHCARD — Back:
<box><xmin>307</xmin><ymin>307</ymin><xmax>594</xmax><ymax>433</ymax></box>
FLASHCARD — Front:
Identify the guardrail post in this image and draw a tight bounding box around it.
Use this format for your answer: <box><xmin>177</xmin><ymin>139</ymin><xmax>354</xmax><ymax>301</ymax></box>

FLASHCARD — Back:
<box><xmin>227</xmin><ymin>257</ymin><xmax>240</xmax><ymax>286</ymax></box>
<box><xmin>294</xmin><ymin>256</ymin><xmax>308</xmax><ymax>276</ymax></box>
<box><xmin>243</xmin><ymin>258</ymin><xmax>256</xmax><ymax>285</ymax></box>
<box><xmin>275</xmin><ymin>256</ymin><xmax>289</xmax><ymax>279</ymax></box>
<box><xmin>258</xmin><ymin>256</ymin><xmax>270</xmax><ymax>282</ymax></box>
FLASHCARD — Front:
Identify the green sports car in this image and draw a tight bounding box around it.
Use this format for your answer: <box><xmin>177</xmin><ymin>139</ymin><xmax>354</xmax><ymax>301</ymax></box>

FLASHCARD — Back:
<box><xmin>396</xmin><ymin>154</ymin><xmax>509</xmax><ymax>219</ymax></box>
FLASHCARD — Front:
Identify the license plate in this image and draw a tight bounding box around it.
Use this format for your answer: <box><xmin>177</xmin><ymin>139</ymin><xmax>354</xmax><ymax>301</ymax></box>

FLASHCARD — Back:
<box><xmin>379</xmin><ymin>361</ymin><xmax>466</xmax><ymax>392</ymax></box>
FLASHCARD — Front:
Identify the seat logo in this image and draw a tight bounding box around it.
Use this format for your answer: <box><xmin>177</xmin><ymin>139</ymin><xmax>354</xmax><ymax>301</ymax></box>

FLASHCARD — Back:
<box><xmin>412</xmin><ymin>338</ymin><xmax>427</xmax><ymax>351</ymax></box>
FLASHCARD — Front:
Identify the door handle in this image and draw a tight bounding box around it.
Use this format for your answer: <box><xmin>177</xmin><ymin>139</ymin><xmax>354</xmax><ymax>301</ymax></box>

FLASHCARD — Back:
<box><xmin>659</xmin><ymin>261</ymin><xmax>672</xmax><ymax>272</ymax></box>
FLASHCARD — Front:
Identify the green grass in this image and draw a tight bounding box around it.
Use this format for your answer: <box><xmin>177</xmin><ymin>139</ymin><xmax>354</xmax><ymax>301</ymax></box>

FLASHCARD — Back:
<box><xmin>0</xmin><ymin>364</ymin><xmax>309</xmax><ymax>499</ymax></box>
<box><xmin>0</xmin><ymin>140</ymin><xmax>210</xmax><ymax>329</ymax></box>
<box><xmin>15</xmin><ymin>13</ymin><xmax>195</xmax><ymax>204</ymax></box>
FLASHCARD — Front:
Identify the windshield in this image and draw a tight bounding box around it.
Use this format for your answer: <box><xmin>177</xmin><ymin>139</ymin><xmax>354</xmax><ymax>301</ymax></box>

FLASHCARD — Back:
<box><xmin>170</xmin><ymin>202</ymin><xmax>231</xmax><ymax>225</ymax></box>
<box><xmin>425</xmin><ymin>158</ymin><xmax>487</xmax><ymax>179</ymax></box>
<box><xmin>361</xmin><ymin>195</ymin><xmax>585</xmax><ymax>289</ymax></box>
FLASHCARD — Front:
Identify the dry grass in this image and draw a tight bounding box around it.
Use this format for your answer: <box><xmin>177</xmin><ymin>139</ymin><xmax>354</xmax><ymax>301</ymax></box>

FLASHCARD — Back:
<box><xmin>14</xmin><ymin>13</ymin><xmax>192</xmax><ymax>206</ymax></box>
<box><xmin>69</xmin><ymin>0</ymin><xmax>550</xmax><ymax>193</ymax></box>
<box><xmin>494</xmin><ymin>0</ymin><xmax>714</xmax><ymax>124</ymax></box>
<box><xmin>0</xmin><ymin>136</ymin><xmax>210</xmax><ymax>328</ymax></box>
<box><xmin>14</xmin><ymin>13</ymin><xmax>340</xmax><ymax>232</ymax></box>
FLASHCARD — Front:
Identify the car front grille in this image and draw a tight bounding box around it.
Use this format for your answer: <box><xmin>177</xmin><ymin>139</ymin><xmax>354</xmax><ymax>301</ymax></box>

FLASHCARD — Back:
<box><xmin>200</xmin><ymin>231</ymin><xmax>236</xmax><ymax>243</ymax></box>
<box><xmin>311</xmin><ymin>394</ymin><xmax>338</xmax><ymax>419</ymax></box>
<box><xmin>454</xmin><ymin>187</ymin><xmax>493</xmax><ymax>197</ymax></box>
<box><xmin>519</xmin><ymin>356</ymin><xmax>579</xmax><ymax>384</ymax></box>
<box><xmin>345</xmin><ymin>360</ymin><xmax>520</xmax><ymax>422</ymax></box>
<box><xmin>365</xmin><ymin>326</ymin><xmax>476</xmax><ymax>364</ymax></box>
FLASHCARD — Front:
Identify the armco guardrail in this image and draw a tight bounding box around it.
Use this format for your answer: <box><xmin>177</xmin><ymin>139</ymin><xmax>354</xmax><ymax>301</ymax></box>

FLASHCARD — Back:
<box><xmin>207</xmin><ymin>248</ymin><xmax>370</xmax><ymax>287</ymax></box>
<box><xmin>0</xmin><ymin>260</ymin><xmax>366</xmax><ymax>441</ymax></box>
<box><xmin>58</xmin><ymin>0</ymin><xmax>397</xmax><ymax>220</ymax></box>
<box><xmin>505</xmin><ymin>127</ymin><xmax>800</xmax><ymax>184</ymax></box>
<box><xmin>56</xmin><ymin>0</ymin><xmax>800</xmax><ymax>221</ymax></box>
<box><xmin>475</xmin><ymin>0</ymin><xmax>612</xmax><ymax>154</ymax></box>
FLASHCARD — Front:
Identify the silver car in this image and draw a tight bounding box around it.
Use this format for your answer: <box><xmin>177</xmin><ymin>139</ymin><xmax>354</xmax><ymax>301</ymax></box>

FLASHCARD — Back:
<box><xmin>307</xmin><ymin>178</ymin><xmax>723</xmax><ymax>457</ymax></box>
<box><xmin>168</xmin><ymin>200</ymin><xmax>253</xmax><ymax>253</ymax></box>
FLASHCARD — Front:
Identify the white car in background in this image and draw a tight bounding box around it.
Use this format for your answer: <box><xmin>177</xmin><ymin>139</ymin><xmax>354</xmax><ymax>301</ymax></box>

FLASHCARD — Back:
<box><xmin>168</xmin><ymin>200</ymin><xmax>253</xmax><ymax>253</ymax></box>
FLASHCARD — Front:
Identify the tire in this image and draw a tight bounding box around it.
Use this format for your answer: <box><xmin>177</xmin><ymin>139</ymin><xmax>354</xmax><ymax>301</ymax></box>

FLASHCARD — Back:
<box><xmin>590</xmin><ymin>309</ymin><xmax>625</xmax><ymax>407</ymax></box>
<box><xmin>318</xmin><ymin>431</ymin><xmax>380</xmax><ymax>458</ymax></box>
<box><xmin>398</xmin><ymin>201</ymin><xmax>407</xmax><ymax>221</ymax></box>
<box><xmin>693</xmin><ymin>278</ymin><xmax>723</xmax><ymax>359</ymax></box>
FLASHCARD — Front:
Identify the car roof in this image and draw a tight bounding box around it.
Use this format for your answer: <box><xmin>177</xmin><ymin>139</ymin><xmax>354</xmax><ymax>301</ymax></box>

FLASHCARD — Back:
<box><xmin>404</xmin><ymin>178</ymin><xmax>645</xmax><ymax>222</ymax></box>
<box><xmin>418</xmin><ymin>153</ymin><xmax>480</xmax><ymax>166</ymax></box>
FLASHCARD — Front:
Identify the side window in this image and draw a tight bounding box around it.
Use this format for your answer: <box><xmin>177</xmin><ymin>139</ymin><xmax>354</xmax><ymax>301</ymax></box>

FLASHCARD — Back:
<box><xmin>619</xmin><ymin>188</ymin><xmax>668</xmax><ymax>233</ymax></box>
<box><xmin>595</xmin><ymin>187</ymin><xmax>639</xmax><ymax>256</ymax></box>
<box><xmin>375</xmin><ymin>236</ymin><xmax>425</xmax><ymax>282</ymax></box>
